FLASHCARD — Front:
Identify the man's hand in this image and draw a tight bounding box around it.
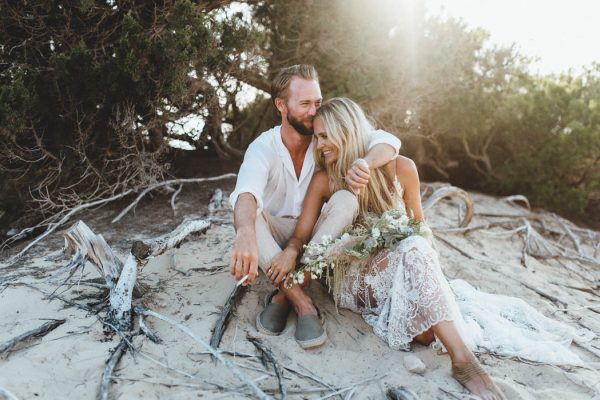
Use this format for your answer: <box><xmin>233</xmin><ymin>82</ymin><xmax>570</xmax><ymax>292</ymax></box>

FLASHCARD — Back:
<box><xmin>229</xmin><ymin>226</ymin><xmax>259</xmax><ymax>285</ymax></box>
<box><xmin>345</xmin><ymin>158</ymin><xmax>370</xmax><ymax>194</ymax></box>
<box><xmin>265</xmin><ymin>248</ymin><xmax>298</xmax><ymax>286</ymax></box>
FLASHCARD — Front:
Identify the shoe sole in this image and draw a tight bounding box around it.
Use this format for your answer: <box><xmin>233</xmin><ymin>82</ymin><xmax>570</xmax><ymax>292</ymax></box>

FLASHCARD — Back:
<box><xmin>296</xmin><ymin>328</ymin><xmax>327</xmax><ymax>349</ymax></box>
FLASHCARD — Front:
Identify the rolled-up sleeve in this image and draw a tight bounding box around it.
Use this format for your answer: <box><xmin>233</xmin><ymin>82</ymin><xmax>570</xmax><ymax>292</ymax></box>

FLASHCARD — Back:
<box><xmin>229</xmin><ymin>141</ymin><xmax>271</xmax><ymax>211</ymax></box>
<box><xmin>368</xmin><ymin>129</ymin><xmax>401</xmax><ymax>155</ymax></box>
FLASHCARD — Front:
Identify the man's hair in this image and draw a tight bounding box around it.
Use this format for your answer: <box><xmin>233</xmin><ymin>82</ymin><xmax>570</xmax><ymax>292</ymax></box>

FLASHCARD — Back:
<box><xmin>271</xmin><ymin>64</ymin><xmax>319</xmax><ymax>103</ymax></box>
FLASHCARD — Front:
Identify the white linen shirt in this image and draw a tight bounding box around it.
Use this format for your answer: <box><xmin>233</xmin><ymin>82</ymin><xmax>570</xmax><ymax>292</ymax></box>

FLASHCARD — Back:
<box><xmin>229</xmin><ymin>125</ymin><xmax>401</xmax><ymax>218</ymax></box>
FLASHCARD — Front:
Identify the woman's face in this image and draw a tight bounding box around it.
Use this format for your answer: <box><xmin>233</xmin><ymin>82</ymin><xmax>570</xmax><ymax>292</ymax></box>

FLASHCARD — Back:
<box><xmin>314</xmin><ymin>117</ymin><xmax>339</xmax><ymax>165</ymax></box>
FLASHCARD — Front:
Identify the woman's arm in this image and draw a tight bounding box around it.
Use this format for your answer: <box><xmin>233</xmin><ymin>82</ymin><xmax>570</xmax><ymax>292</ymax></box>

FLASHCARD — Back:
<box><xmin>395</xmin><ymin>156</ymin><xmax>425</xmax><ymax>222</ymax></box>
<box><xmin>267</xmin><ymin>171</ymin><xmax>331</xmax><ymax>285</ymax></box>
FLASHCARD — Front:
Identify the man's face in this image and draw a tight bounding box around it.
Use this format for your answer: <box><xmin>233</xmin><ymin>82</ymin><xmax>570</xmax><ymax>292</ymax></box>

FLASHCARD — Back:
<box><xmin>281</xmin><ymin>77</ymin><xmax>322</xmax><ymax>136</ymax></box>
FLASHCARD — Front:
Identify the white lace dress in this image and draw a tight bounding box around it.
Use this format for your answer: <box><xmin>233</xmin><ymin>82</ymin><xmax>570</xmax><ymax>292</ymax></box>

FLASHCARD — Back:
<box><xmin>335</xmin><ymin>183</ymin><xmax>593</xmax><ymax>366</ymax></box>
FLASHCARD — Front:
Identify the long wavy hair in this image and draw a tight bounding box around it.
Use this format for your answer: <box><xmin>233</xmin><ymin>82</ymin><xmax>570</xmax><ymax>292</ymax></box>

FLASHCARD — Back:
<box><xmin>313</xmin><ymin>98</ymin><xmax>396</xmax><ymax>217</ymax></box>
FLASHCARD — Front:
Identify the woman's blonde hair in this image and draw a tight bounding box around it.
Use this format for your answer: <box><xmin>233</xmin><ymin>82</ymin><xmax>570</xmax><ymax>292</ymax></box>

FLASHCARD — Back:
<box><xmin>314</xmin><ymin>98</ymin><xmax>396</xmax><ymax>217</ymax></box>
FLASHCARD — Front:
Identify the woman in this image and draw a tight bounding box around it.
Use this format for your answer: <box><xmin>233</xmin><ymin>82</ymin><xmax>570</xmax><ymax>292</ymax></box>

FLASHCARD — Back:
<box><xmin>268</xmin><ymin>97</ymin><xmax>506</xmax><ymax>400</ymax></box>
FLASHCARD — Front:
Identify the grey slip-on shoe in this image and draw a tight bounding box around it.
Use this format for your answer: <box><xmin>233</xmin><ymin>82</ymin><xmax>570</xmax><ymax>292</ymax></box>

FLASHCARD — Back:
<box><xmin>295</xmin><ymin>308</ymin><xmax>327</xmax><ymax>349</ymax></box>
<box><xmin>256</xmin><ymin>290</ymin><xmax>291</xmax><ymax>335</ymax></box>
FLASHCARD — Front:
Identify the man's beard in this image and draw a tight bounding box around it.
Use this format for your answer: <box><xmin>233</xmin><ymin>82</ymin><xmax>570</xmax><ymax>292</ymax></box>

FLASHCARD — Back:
<box><xmin>287</xmin><ymin>114</ymin><xmax>314</xmax><ymax>136</ymax></box>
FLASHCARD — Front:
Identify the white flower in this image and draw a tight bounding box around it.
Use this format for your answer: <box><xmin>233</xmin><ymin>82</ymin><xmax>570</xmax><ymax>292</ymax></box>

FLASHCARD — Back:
<box><xmin>399</xmin><ymin>215</ymin><xmax>409</xmax><ymax>226</ymax></box>
<box><xmin>371</xmin><ymin>227</ymin><xmax>381</xmax><ymax>238</ymax></box>
<box><xmin>311</xmin><ymin>273</ymin><xmax>318</xmax><ymax>279</ymax></box>
<box><xmin>297</xmin><ymin>274</ymin><xmax>305</xmax><ymax>284</ymax></box>
<box><xmin>321</xmin><ymin>235</ymin><xmax>332</xmax><ymax>245</ymax></box>
<box><xmin>341</xmin><ymin>232</ymin><xmax>351</xmax><ymax>241</ymax></box>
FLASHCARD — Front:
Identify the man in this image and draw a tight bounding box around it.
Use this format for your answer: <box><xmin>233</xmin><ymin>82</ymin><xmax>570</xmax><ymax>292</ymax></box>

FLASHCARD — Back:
<box><xmin>229</xmin><ymin>65</ymin><xmax>400</xmax><ymax>348</ymax></box>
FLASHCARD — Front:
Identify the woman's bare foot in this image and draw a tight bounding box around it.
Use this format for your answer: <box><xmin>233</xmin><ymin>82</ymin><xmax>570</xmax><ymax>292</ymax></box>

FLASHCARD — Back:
<box><xmin>452</xmin><ymin>355</ymin><xmax>506</xmax><ymax>400</ymax></box>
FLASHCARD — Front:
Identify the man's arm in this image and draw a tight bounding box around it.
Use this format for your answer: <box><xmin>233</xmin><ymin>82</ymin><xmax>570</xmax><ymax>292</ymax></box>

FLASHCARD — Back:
<box><xmin>345</xmin><ymin>130</ymin><xmax>401</xmax><ymax>193</ymax></box>
<box><xmin>228</xmin><ymin>140</ymin><xmax>270</xmax><ymax>285</ymax></box>
<box><xmin>229</xmin><ymin>193</ymin><xmax>260</xmax><ymax>285</ymax></box>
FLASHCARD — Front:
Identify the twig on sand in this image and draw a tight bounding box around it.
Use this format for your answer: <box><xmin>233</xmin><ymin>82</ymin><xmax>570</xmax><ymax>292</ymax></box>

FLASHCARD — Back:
<box><xmin>312</xmin><ymin>373</ymin><xmax>389</xmax><ymax>400</ymax></box>
<box><xmin>209</xmin><ymin>284</ymin><xmax>248</xmax><ymax>352</ymax></box>
<box><xmin>0</xmin><ymin>319</ymin><xmax>65</xmax><ymax>358</ymax></box>
<box><xmin>247</xmin><ymin>336</ymin><xmax>286</xmax><ymax>399</ymax></box>
<box><xmin>111</xmin><ymin>174</ymin><xmax>236</xmax><ymax>224</ymax></box>
<box><xmin>138</xmin><ymin>314</ymin><xmax>162</xmax><ymax>344</ymax></box>
<box><xmin>134</xmin><ymin>306</ymin><xmax>272</xmax><ymax>400</ymax></box>
<box><xmin>0</xmin><ymin>386</ymin><xmax>20</xmax><ymax>400</ymax></box>
<box><xmin>99</xmin><ymin>337</ymin><xmax>129</xmax><ymax>400</ymax></box>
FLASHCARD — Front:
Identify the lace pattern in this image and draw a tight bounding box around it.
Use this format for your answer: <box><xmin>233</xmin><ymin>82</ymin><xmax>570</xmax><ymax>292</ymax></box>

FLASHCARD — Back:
<box><xmin>334</xmin><ymin>178</ymin><xmax>592</xmax><ymax>364</ymax></box>
<box><xmin>339</xmin><ymin>235</ymin><xmax>458</xmax><ymax>350</ymax></box>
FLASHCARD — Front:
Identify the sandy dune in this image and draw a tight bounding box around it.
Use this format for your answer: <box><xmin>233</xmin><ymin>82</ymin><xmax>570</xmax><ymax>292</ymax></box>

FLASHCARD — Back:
<box><xmin>1</xmin><ymin>182</ymin><xmax>599</xmax><ymax>399</ymax></box>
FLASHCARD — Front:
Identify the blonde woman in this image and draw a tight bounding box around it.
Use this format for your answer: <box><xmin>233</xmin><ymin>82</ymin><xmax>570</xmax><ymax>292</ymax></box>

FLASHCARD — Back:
<box><xmin>266</xmin><ymin>98</ymin><xmax>506</xmax><ymax>400</ymax></box>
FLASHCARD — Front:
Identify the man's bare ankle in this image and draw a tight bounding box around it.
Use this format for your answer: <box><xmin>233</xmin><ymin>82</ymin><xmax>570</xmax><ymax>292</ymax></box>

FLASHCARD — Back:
<box><xmin>272</xmin><ymin>291</ymin><xmax>289</xmax><ymax>305</ymax></box>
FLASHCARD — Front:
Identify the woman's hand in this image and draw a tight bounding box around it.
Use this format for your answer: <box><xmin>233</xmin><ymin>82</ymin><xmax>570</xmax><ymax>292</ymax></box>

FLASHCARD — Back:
<box><xmin>265</xmin><ymin>248</ymin><xmax>298</xmax><ymax>286</ymax></box>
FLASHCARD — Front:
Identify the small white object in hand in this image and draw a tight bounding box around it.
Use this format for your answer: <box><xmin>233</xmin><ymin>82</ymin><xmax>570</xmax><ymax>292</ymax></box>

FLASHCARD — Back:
<box><xmin>236</xmin><ymin>274</ymin><xmax>249</xmax><ymax>287</ymax></box>
<box><xmin>403</xmin><ymin>354</ymin><xmax>426</xmax><ymax>374</ymax></box>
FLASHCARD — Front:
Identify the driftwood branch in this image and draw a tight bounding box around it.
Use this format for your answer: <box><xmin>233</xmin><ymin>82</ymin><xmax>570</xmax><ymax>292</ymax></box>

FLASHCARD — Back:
<box><xmin>130</xmin><ymin>219</ymin><xmax>211</xmax><ymax>262</ymax></box>
<box><xmin>106</xmin><ymin>218</ymin><xmax>211</xmax><ymax>332</ymax></box>
<box><xmin>209</xmin><ymin>284</ymin><xmax>248</xmax><ymax>351</ymax></box>
<box><xmin>112</xmin><ymin>174</ymin><xmax>236</xmax><ymax>224</ymax></box>
<box><xmin>98</xmin><ymin>338</ymin><xmax>129</xmax><ymax>400</ymax></box>
<box><xmin>0</xmin><ymin>319</ymin><xmax>65</xmax><ymax>358</ymax></box>
<box><xmin>63</xmin><ymin>221</ymin><xmax>123</xmax><ymax>291</ymax></box>
<box><xmin>422</xmin><ymin>186</ymin><xmax>474</xmax><ymax>227</ymax></box>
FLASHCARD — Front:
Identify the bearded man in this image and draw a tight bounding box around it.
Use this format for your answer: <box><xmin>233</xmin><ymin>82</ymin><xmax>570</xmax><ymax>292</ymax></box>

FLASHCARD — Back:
<box><xmin>229</xmin><ymin>64</ymin><xmax>400</xmax><ymax>348</ymax></box>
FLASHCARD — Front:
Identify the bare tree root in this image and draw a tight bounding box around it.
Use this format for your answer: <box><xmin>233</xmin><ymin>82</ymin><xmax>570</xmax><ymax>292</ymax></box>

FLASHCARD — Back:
<box><xmin>111</xmin><ymin>174</ymin><xmax>236</xmax><ymax>224</ymax></box>
<box><xmin>0</xmin><ymin>319</ymin><xmax>65</xmax><ymax>358</ymax></box>
<box><xmin>247</xmin><ymin>336</ymin><xmax>286</xmax><ymax>400</ymax></box>
<box><xmin>422</xmin><ymin>186</ymin><xmax>474</xmax><ymax>227</ymax></box>
<box><xmin>98</xmin><ymin>337</ymin><xmax>129</xmax><ymax>400</ymax></box>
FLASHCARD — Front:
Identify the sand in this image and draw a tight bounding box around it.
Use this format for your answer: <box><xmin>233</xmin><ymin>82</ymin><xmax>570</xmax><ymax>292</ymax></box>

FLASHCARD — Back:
<box><xmin>1</xmin><ymin>181</ymin><xmax>600</xmax><ymax>399</ymax></box>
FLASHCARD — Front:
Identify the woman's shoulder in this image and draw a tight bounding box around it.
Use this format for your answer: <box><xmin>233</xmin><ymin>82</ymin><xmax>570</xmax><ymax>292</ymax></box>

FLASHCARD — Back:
<box><xmin>394</xmin><ymin>156</ymin><xmax>418</xmax><ymax>175</ymax></box>
<box><xmin>310</xmin><ymin>170</ymin><xmax>331</xmax><ymax>195</ymax></box>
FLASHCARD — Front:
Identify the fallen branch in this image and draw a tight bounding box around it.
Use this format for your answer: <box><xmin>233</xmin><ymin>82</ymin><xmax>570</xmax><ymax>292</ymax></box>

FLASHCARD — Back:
<box><xmin>6</xmin><ymin>189</ymin><xmax>135</xmax><ymax>265</ymax></box>
<box><xmin>130</xmin><ymin>218</ymin><xmax>211</xmax><ymax>261</ymax></box>
<box><xmin>98</xmin><ymin>338</ymin><xmax>129</xmax><ymax>400</ymax></box>
<box><xmin>134</xmin><ymin>306</ymin><xmax>272</xmax><ymax>400</ymax></box>
<box><xmin>112</xmin><ymin>174</ymin><xmax>236</xmax><ymax>224</ymax></box>
<box><xmin>248</xmin><ymin>336</ymin><xmax>286</xmax><ymax>399</ymax></box>
<box><xmin>422</xmin><ymin>186</ymin><xmax>473</xmax><ymax>227</ymax></box>
<box><xmin>0</xmin><ymin>319</ymin><xmax>65</xmax><ymax>358</ymax></box>
<box><xmin>209</xmin><ymin>284</ymin><xmax>248</xmax><ymax>351</ymax></box>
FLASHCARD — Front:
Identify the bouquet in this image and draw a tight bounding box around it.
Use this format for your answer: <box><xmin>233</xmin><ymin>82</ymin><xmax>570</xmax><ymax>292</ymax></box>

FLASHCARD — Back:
<box><xmin>287</xmin><ymin>208</ymin><xmax>433</xmax><ymax>287</ymax></box>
